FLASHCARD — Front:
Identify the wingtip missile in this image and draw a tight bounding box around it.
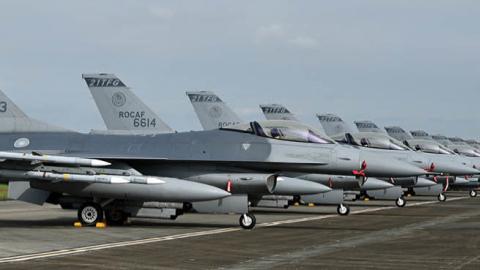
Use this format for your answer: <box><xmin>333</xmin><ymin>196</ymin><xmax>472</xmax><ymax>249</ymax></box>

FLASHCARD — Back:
<box><xmin>0</xmin><ymin>151</ymin><xmax>111</xmax><ymax>167</ymax></box>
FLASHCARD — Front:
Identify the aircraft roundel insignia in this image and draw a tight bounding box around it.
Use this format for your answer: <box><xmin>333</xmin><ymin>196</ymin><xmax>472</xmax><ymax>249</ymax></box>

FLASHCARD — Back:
<box><xmin>112</xmin><ymin>92</ymin><xmax>127</xmax><ymax>107</ymax></box>
<box><xmin>208</xmin><ymin>105</ymin><xmax>223</xmax><ymax>119</ymax></box>
<box><xmin>14</xmin><ymin>138</ymin><xmax>30</xmax><ymax>148</ymax></box>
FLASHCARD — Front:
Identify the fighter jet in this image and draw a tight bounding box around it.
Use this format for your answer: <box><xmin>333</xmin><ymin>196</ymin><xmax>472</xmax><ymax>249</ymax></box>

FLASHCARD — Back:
<box><xmin>262</xmin><ymin>105</ymin><xmax>480</xmax><ymax>199</ymax></box>
<box><xmin>83</xmin><ymin>74</ymin><xmax>354</xmax><ymax>220</ymax></box>
<box><xmin>184</xmin><ymin>92</ymin><xmax>431</xmax><ymax>208</ymax></box>
<box><xmin>83</xmin><ymin>74</ymin><xmax>422</xmax><ymax>215</ymax></box>
<box><xmin>0</xmin><ymin>77</ymin><xmax>427</xmax><ymax>229</ymax></box>
<box><xmin>465</xmin><ymin>139</ymin><xmax>480</xmax><ymax>150</ymax></box>
<box><xmin>0</xmin><ymin>89</ymin><xmax>231</xmax><ymax>226</ymax></box>
<box><xmin>84</xmin><ymin>75</ymin><xmax>427</xmax><ymax>215</ymax></box>
<box><xmin>259</xmin><ymin>104</ymin><xmax>452</xmax><ymax>203</ymax></box>
<box><xmin>317</xmin><ymin>115</ymin><xmax>480</xmax><ymax>201</ymax></box>
<box><xmin>356</xmin><ymin>122</ymin><xmax>480</xmax><ymax>178</ymax></box>
<box><xmin>385</xmin><ymin>126</ymin><xmax>480</xmax><ymax>197</ymax></box>
<box><xmin>409</xmin><ymin>131</ymin><xmax>480</xmax><ymax>169</ymax></box>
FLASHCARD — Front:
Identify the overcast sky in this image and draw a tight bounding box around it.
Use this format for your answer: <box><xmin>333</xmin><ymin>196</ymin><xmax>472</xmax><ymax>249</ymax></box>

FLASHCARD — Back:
<box><xmin>1</xmin><ymin>0</ymin><xmax>479</xmax><ymax>138</ymax></box>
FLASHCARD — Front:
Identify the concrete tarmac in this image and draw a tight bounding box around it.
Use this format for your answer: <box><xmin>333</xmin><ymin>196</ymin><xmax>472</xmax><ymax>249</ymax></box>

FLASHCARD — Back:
<box><xmin>0</xmin><ymin>193</ymin><xmax>479</xmax><ymax>269</ymax></box>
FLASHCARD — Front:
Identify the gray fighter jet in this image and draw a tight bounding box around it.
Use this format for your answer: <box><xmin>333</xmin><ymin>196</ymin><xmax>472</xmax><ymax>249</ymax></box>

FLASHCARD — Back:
<box><xmin>317</xmin><ymin>116</ymin><xmax>480</xmax><ymax>201</ymax></box>
<box><xmin>84</xmin><ymin>75</ymin><xmax>426</xmax><ymax>215</ymax></box>
<box><xmin>259</xmin><ymin>104</ymin><xmax>454</xmax><ymax>203</ymax></box>
<box><xmin>0</xmin><ymin>89</ymin><xmax>232</xmax><ymax>226</ymax></box>
<box><xmin>409</xmin><ymin>131</ymin><xmax>480</xmax><ymax>169</ymax></box>
<box><xmin>385</xmin><ymin>126</ymin><xmax>480</xmax><ymax>197</ymax></box>
<box><xmin>83</xmin><ymin>74</ymin><xmax>341</xmax><ymax>216</ymax></box>
<box><xmin>184</xmin><ymin>92</ymin><xmax>428</xmax><ymax>207</ymax></box>
<box><xmin>1</xmin><ymin>77</ymin><xmax>427</xmax><ymax>229</ymax></box>
<box><xmin>259</xmin><ymin>104</ymin><xmax>413</xmax><ymax>205</ymax></box>
<box><xmin>350</xmin><ymin>122</ymin><xmax>479</xmax><ymax>198</ymax></box>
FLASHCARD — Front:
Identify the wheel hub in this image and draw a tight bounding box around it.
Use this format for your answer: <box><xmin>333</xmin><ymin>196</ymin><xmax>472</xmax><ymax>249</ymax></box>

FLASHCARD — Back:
<box><xmin>242</xmin><ymin>214</ymin><xmax>252</xmax><ymax>226</ymax></box>
<box><xmin>82</xmin><ymin>207</ymin><xmax>98</xmax><ymax>223</ymax></box>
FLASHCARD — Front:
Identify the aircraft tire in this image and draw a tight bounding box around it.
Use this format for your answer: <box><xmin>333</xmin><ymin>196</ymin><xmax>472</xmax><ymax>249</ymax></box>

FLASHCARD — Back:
<box><xmin>469</xmin><ymin>190</ymin><xmax>477</xmax><ymax>198</ymax></box>
<box><xmin>105</xmin><ymin>209</ymin><xmax>128</xmax><ymax>225</ymax></box>
<box><xmin>438</xmin><ymin>193</ymin><xmax>447</xmax><ymax>202</ymax></box>
<box><xmin>337</xmin><ymin>204</ymin><xmax>350</xmax><ymax>216</ymax></box>
<box><xmin>395</xmin><ymin>197</ymin><xmax>406</xmax><ymax>207</ymax></box>
<box><xmin>239</xmin><ymin>213</ymin><xmax>256</xmax><ymax>230</ymax></box>
<box><xmin>78</xmin><ymin>202</ymin><xmax>103</xmax><ymax>226</ymax></box>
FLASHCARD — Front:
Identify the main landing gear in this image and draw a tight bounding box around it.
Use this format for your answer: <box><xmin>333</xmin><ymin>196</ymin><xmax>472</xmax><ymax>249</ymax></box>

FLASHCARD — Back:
<box><xmin>437</xmin><ymin>193</ymin><xmax>447</xmax><ymax>202</ymax></box>
<box><xmin>78</xmin><ymin>202</ymin><xmax>103</xmax><ymax>226</ymax></box>
<box><xmin>239</xmin><ymin>213</ymin><xmax>256</xmax><ymax>229</ymax></box>
<box><xmin>470</xmin><ymin>190</ymin><xmax>477</xmax><ymax>198</ymax></box>
<box><xmin>78</xmin><ymin>202</ymin><xmax>129</xmax><ymax>226</ymax></box>
<box><xmin>395</xmin><ymin>197</ymin><xmax>406</xmax><ymax>207</ymax></box>
<box><xmin>105</xmin><ymin>209</ymin><xmax>129</xmax><ymax>225</ymax></box>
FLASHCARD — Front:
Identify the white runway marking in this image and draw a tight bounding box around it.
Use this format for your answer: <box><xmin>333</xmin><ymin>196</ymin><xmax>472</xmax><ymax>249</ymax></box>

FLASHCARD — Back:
<box><xmin>0</xmin><ymin>197</ymin><xmax>468</xmax><ymax>264</ymax></box>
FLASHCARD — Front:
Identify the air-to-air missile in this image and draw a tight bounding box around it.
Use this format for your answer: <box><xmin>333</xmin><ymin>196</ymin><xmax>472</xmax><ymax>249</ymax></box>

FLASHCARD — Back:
<box><xmin>0</xmin><ymin>151</ymin><xmax>111</xmax><ymax>167</ymax></box>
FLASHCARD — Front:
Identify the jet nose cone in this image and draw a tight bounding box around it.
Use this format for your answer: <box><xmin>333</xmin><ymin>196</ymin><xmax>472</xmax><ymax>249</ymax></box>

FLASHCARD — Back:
<box><xmin>362</xmin><ymin>156</ymin><xmax>427</xmax><ymax>177</ymax></box>
<box><xmin>362</xmin><ymin>178</ymin><xmax>394</xmax><ymax>190</ymax></box>
<box><xmin>274</xmin><ymin>177</ymin><xmax>332</xmax><ymax>195</ymax></box>
<box><xmin>433</xmin><ymin>161</ymin><xmax>480</xmax><ymax>176</ymax></box>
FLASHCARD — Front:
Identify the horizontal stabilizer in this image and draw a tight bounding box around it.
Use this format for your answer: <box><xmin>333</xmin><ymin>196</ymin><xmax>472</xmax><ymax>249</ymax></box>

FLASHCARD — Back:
<box><xmin>8</xmin><ymin>181</ymin><xmax>50</xmax><ymax>205</ymax></box>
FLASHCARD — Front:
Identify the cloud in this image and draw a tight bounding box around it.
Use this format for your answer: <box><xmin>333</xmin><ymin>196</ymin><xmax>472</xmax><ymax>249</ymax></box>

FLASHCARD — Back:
<box><xmin>288</xmin><ymin>36</ymin><xmax>318</xmax><ymax>49</ymax></box>
<box><xmin>255</xmin><ymin>24</ymin><xmax>286</xmax><ymax>41</ymax></box>
<box><xmin>255</xmin><ymin>24</ymin><xmax>318</xmax><ymax>49</ymax></box>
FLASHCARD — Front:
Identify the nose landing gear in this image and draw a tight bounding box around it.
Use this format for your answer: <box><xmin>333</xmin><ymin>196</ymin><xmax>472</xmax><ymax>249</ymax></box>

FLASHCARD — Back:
<box><xmin>395</xmin><ymin>197</ymin><xmax>406</xmax><ymax>207</ymax></box>
<box><xmin>337</xmin><ymin>204</ymin><xmax>350</xmax><ymax>216</ymax></box>
<box><xmin>239</xmin><ymin>213</ymin><xmax>256</xmax><ymax>229</ymax></box>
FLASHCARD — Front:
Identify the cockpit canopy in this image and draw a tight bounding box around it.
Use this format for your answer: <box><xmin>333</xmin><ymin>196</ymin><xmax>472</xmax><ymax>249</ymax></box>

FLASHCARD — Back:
<box><xmin>223</xmin><ymin>120</ymin><xmax>335</xmax><ymax>144</ymax></box>
<box><xmin>452</xmin><ymin>147</ymin><xmax>480</xmax><ymax>157</ymax></box>
<box><xmin>351</xmin><ymin>133</ymin><xmax>410</xmax><ymax>151</ymax></box>
<box><xmin>411</xmin><ymin>141</ymin><xmax>456</xmax><ymax>155</ymax></box>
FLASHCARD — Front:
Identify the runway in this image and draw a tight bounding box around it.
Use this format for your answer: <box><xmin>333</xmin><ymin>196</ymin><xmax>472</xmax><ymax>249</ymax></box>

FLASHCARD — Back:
<box><xmin>0</xmin><ymin>193</ymin><xmax>479</xmax><ymax>269</ymax></box>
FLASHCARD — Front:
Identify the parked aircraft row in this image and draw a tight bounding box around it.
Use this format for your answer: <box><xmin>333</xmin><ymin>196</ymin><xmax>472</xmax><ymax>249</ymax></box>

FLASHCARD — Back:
<box><xmin>0</xmin><ymin>73</ymin><xmax>478</xmax><ymax>229</ymax></box>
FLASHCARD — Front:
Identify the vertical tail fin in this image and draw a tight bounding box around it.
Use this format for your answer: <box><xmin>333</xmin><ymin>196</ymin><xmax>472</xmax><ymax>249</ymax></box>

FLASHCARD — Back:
<box><xmin>354</xmin><ymin>120</ymin><xmax>385</xmax><ymax>133</ymax></box>
<box><xmin>259</xmin><ymin>104</ymin><xmax>298</xmax><ymax>121</ymax></box>
<box><xmin>0</xmin><ymin>89</ymin><xmax>67</xmax><ymax>133</ymax></box>
<box><xmin>384</xmin><ymin>126</ymin><xmax>413</xmax><ymax>141</ymax></box>
<box><xmin>186</xmin><ymin>91</ymin><xmax>242</xmax><ymax>130</ymax></box>
<box><xmin>82</xmin><ymin>73</ymin><xmax>173</xmax><ymax>133</ymax></box>
<box><xmin>410</xmin><ymin>130</ymin><xmax>432</xmax><ymax>139</ymax></box>
<box><xmin>316</xmin><ymin>113</ymin><xmax>355</xmax><ymax>141</ymax></box>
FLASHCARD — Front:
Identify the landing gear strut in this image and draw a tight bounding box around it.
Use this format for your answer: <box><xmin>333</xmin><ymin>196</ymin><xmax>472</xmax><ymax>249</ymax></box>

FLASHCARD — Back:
<box><xmin>469</xmin><ymin>190</ymin><xmax>477</xmax><ymax>198</ymax></box>
<box><xmin>105</xmin><ymin>209</ymin><xmax>128</xmax><ymax>225</ymax></box>
<box><xmin>239</xmin><ymin>213</ymin><xmax>256</xmax><ymax>229</ymax></box>
<box><xmin>438</xmin><ymin>193</ymin><xmax>447</xmax><ymax>202</ymax></box>
<box><xmin>78</xmin><ymin>202</ymin><xmax>103</xmax><ymax>226</ymax></box>
<box><xmin>395</xmin><ymin>197</ymin><xmax>406</xmax><ymax>207</ymax></box>
<box><xmin>337</xmin><ymin>204</ymin><xmax>350</xmax><ymax>216</ymax></box>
